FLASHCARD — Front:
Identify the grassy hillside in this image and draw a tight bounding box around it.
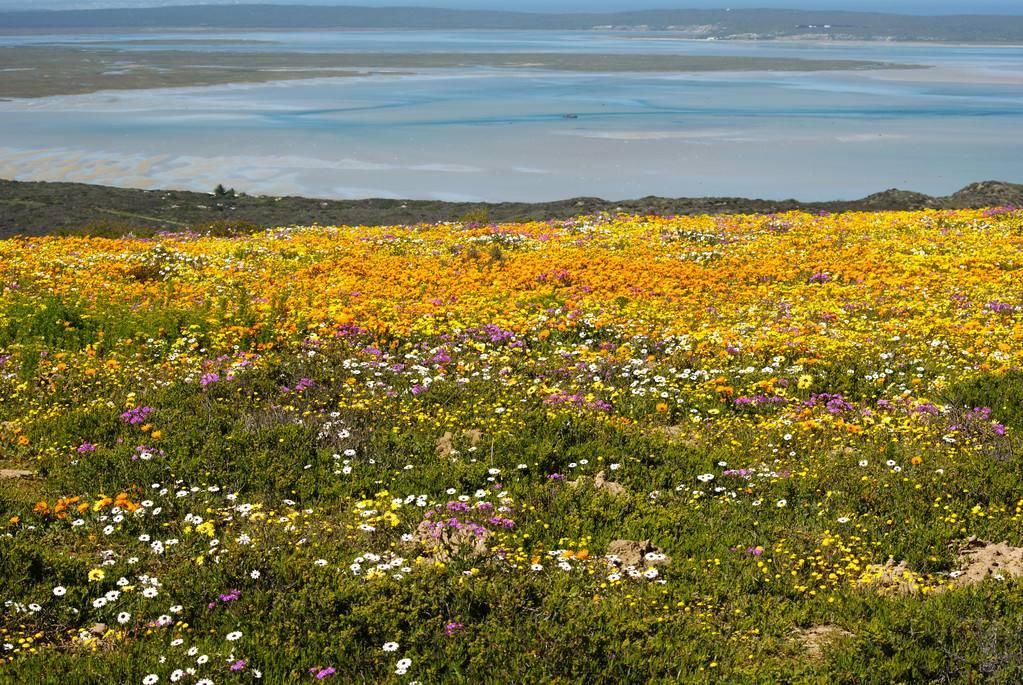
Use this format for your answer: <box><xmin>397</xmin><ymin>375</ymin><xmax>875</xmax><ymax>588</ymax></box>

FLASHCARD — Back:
<box><xmin>2</xmin><ymin>208</ymin><xmax>1023</xmax><ymax>681</ymax></box>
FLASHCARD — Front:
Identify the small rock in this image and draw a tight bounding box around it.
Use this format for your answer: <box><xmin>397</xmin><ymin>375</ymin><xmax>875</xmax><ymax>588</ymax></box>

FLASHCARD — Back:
<box><xmin>408</xmin><ymin>520</ymin><xmax>489</xmax><ymax>563</ymax></box>
<box><xmin>593</xmin><ymin>471</ymin><xmax>626</xmax><ymax>496</ymax></box>
<box><xmin>435</xmin><ymin>432</ymin><xmax>454</xmax><ymax>457</ymax></box>
<box><xmin>0</xmin><ymin>469</ymin><xmax>34</xmax><ymax>480</ymax></box>
<box><xmin>569</xmin><ymin>470</ymin><xmax>626</xmax><ymax>496</ymax></box>
<box><xmin>436</xmin><ymin>429</ymin><xmax>483</xmax><ymax>457</ymax></box>
<box><xmin>606</xmin><ymin>539</ymin><xmax>670</xmax><ymax>569</ymax></box>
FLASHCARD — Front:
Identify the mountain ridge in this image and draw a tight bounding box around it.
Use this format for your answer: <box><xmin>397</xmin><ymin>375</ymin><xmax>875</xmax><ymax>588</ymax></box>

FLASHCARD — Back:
<box><xmin>2</xmin><ymin>5</ymin><xmax>1023</xmax><ymax>42</ymax></box>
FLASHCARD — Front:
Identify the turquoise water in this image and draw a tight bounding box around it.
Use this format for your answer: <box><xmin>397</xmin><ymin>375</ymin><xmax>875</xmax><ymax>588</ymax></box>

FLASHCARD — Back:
<box><xmin>1</xmin><ymin>31</ymin><xmax>1021</xmax><ymax>201</ymax></box>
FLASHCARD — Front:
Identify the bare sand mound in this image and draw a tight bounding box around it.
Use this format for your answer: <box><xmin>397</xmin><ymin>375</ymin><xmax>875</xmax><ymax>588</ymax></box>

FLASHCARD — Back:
<box><xmin>954</xmin><ymin>539</ymin><xmax>1023</xmax><ymax>585</ymax></box>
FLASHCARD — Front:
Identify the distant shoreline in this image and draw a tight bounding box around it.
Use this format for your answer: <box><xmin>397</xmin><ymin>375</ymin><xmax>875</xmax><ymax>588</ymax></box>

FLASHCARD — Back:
<box><xmin>0</xmin><ymin>46</ymin><xmax>922</xmax><ymax>99</ymax></box>
<box><xmin>623</xmin><ymin>35</ymin><xmax>1023</xmax><ymax>49</ymax></box>
<box><xmin>2</xmin><ymin>5</ymin><xmax>1023</xmax><ymax>43</ymax></box>
<box><xmin>1</xmin><ymin>27</ymin><xmax>1022</xmax><ymax>49</ymax></box>
<box><xmin>1</xmin><ymin>177</ymin><xmax>1020</xmax><ymax>237</ymax></box>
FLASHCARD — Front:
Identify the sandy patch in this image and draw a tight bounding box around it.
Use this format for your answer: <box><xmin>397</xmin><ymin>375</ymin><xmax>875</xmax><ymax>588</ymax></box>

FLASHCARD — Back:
<box><xmin>0</xmin><ymin>469</ymin><xmax>35</xmax><ymax>479</ymax></box>
<box><xmin>795</xmin><ymin>625</ymin><xmax>854</xmax><ymax>660</ymax></box>
<box><xmin>954</xmin><ymin>539</ymin><xmax>1023</xmax><ymax>585</ymax></box>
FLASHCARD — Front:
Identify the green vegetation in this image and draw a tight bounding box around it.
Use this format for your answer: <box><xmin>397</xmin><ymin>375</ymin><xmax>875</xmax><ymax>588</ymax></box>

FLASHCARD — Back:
<box><xmin>3</xmin><ymin>208</ymin><xmax>1023</xmax><ymax>682</ymax></box>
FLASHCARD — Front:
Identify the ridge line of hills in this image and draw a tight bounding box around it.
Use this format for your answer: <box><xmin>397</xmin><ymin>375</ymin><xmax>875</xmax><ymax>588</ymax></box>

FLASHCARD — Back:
<box><xmin>2</xmin><ymin>5</ymin><xmax>1023</xmax><ymax>42</ymax></box>
<box><xmin>1</xmin><ymin>178</ymin><xmax>1020</xmax><ymax>236</ymax></box>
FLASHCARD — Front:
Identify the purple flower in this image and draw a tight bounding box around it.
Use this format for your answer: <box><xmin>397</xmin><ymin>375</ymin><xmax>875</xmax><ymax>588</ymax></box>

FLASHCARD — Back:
<box><xmin>334</xmin><ymin>324</ymin><xmax>366</xmax><ymax>338</ymax></box>
<box><xmin>199</xmin><ymin>372</ymin><xmax>220</xmax><ymax>388</ymax></box>
<box><xmin>120</xmin><ymin>406</ymin><xmax>154</xmax><ymax>425</ymax></box>
<box><xmin>218</xmin><ymin>589</ymin><xmax>241</xmax><ymax>603</ymax></box>
<box><xmin>912</xmin><ymin>402</ymin><xmax>941</xmax><ymax>416</ymax></box>
<box><xmin>281</xmin><ymin>377</ymin><xmax>315</xmax><ymax>394</ymax></box>
<box><xmin>445</xmin><ymin>621</ymin><xmax>465</xmax><ymax>637</ymax></box>
<box><xmin>985</xmin><ymin>301</ymin><xmax>1015</xmax><ymax>314</ymax></box>
<box><xmin>487</xmin><ymin>516</ymin><xmax>515</xmax><ymax>529</ymax></box>
<box><xmin>76</xmin><ymin>442</ymin><xmax>97</xmax><ymax>454</ymax></box>
<box><xmin>805</xmin><ymin>394</ymin><xmax>854</xmax><ymax>415</ymax></box>
<box><xmin>309</xmin><ymin>666</ymin><xmax>336</xmax><ymax>680</ymax></box>
<box><xmin>229</xmin><ymin>660</ymin><xmax>247</xmax><ymax>672</ymax></box>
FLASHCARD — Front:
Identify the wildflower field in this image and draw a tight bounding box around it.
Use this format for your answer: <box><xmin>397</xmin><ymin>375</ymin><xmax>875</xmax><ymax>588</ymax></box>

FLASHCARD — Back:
<box><xmin>3</xmin><ymin>208</ymin><xmax>1023</xmax><ymax>683</ymax></box>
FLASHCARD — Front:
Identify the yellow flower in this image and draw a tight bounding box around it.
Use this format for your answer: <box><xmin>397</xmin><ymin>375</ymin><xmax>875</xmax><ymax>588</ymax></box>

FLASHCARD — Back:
<box><xmin>87</xmin><ymin>568</ymin><xmax>105</xmax><ymax>583</ymax></box>
<box><xmin>797</xmin><ymin>375</ymin><xmax>813</xmax><ymax>390</ymax></box>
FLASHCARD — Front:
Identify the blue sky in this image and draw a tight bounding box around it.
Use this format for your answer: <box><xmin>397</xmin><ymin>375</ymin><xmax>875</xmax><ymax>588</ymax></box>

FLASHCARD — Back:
<box><xmin>0</xmin><ymin>1</ymin><xmax>1020</xmax><ymax>14</ymax></box>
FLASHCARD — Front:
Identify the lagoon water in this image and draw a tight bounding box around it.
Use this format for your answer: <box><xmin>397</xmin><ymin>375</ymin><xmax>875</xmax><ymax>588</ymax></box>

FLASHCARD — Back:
<box><xmin>1</xmin><ymin>31</ymin><xmax>1022</xmax><ymax>201</ymax></box>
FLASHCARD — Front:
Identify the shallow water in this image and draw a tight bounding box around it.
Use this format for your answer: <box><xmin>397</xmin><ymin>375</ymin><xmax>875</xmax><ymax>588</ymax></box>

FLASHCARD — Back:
<box><xmin>1</xmin><ymin>30</ymin><xmax>1021</xmax><ymax>201</ymax></box>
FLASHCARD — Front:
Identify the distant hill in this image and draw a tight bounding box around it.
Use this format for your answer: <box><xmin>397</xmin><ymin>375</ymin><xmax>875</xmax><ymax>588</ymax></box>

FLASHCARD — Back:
<box><xmin>2</xmin><ymin>178</ymin><xmax>1021</xmax><ymax>237</ymax></box>
<box><xmin>2</xmin><ymin>5</ymin><xmax>1023</xmax><ymax>42</ymax></box>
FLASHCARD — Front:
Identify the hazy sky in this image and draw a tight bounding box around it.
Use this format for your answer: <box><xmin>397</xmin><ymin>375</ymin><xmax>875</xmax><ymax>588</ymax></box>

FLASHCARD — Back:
<box><xmin>1</xmin><ymin>1</ymin><xmax>1020</xmax><ymax>14</ymax></box>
